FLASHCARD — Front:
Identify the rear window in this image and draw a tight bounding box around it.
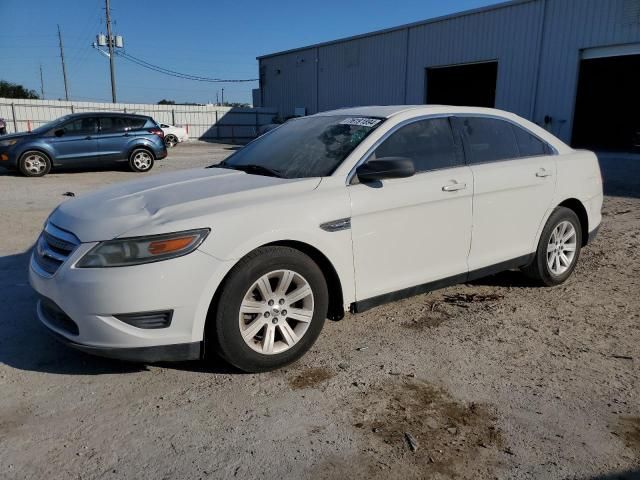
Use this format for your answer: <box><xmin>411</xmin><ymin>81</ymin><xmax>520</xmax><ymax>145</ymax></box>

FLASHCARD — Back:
<box><xmin>511</xmin><ymin>125</ymin><xmax>549</xmax><ymax>157</ymax></box>
<box><xmin>126</xmin><ymin>117</ymin><xmax>150</xmax><ymax>130</ymax></box>
<box><xmin>99</xmin><ymin>116</ymin><xmax>129</xmax><ymax>133</ymax></box>
<box><xmin>455</xmin><ymin>117</ymin><xmax>519</xmax><ymax>164</ymax></box>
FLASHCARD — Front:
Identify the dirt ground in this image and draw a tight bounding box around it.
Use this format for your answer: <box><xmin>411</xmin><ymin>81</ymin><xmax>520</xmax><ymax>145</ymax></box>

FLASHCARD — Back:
<box><xmin>0</xmin><ymin>143</ymin><xmax>638</xmax><ymax>480</ymax></box>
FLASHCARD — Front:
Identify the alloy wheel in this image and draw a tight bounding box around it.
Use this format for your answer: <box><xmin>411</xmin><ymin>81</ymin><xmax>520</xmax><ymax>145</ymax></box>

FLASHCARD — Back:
<box><xmin>238</xmin><ymin>269</ymin><xmax>314</xmax><ymax>355</ymax></box>
<box><xmin>133</xmin><ymin>151</ymin><xmax>152</xmax><ymax>170</ymax></box>
<box><xmin>547</xmin><ymin>220</ymin><xmax>577</xmax><ymax>275</ymax></box>
<box><xmin>24</xmin><ymin>154</ymin><xmax>47</xmax><ymax>175</ymax></box>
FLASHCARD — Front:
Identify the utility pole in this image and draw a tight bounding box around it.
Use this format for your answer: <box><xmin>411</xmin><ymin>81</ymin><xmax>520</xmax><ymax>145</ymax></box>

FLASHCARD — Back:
<box><xmin>105</xmin><ymin>0</ymin><xmax>117</xmax><ymax>103</ymax></box>
<box><xmin>39</xmin><ymin>64</ymin><xmax>45</xmax><ymax>99</ymax></box>
<box><xmin>57</xmin><ymin>25</ymin><xmax>69</xmax><ymax>101</ymax></box>
<box><xmin>221</xmin><ymin>88</ymin><xmax>225</xmax><ymax>105</ymax></box>
<box><xmin>216</xmin><ymin>91</ymin><xmax>219</xmax><ymax>105</ymax></box>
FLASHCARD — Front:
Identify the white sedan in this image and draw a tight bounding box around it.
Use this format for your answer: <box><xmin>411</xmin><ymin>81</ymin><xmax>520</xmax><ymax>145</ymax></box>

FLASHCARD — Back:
<box><xmin>29</xmin><ymin>106</ymin><xmax>603</xmax><ymax>372</ymax></box>
<box><xmin>159</xmin><ymin>123</ymin><xmax>189</xmax><ymax>147</ymax></box>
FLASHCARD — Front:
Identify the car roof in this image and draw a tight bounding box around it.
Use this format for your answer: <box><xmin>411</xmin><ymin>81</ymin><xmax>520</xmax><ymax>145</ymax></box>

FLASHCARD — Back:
<box><xmin>313</xmin><ymin>105</ymin><xmax>520</xmax><ymax>119</ymax></box>
<box><xmin>63</xmin><ymin>112</ymin><xmax>151</xmax><ymax>119</ymax></box>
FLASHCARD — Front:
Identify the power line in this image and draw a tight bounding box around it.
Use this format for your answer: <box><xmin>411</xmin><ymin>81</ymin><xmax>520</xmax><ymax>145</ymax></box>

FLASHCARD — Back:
<box><xmin>115</xmin><ymin>51</ymin><xmax>258</xmax><ymax>83</ymax></box>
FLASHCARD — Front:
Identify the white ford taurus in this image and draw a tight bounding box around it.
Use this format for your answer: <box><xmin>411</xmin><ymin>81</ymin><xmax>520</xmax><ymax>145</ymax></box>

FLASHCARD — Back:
<box><xmin>29</xmin><ymin>106</ymin><xmax>603</xmax><ymax>372</ymax></box>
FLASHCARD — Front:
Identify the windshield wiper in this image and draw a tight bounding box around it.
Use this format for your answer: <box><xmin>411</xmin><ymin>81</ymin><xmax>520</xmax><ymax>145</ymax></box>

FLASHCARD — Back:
<box><xmin>208</xmin><ymin>161</ymin><xmax>284</xmax><ymax>178</ymax></box>
<box><xmin>211</xmin><ymin>163</ymin><xmax>283</xmax><ymax>178</ymax></box>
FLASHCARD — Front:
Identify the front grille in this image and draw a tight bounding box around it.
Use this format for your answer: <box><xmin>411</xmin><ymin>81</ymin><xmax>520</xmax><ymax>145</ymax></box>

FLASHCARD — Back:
<box><xmin>33</xmin><ymin>223</ymin><xmax>80</xmax><ymax>276</ymax></box>
<box><xmin>40</xmin><ymin>298</ymin><xmax>79</xmax><ymax>336</ymax></box>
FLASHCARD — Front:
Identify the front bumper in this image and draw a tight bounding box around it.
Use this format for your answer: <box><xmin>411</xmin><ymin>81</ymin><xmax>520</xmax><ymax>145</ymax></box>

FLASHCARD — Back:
<box><xmin>29</xmin><ymin>243</ymin><xmax>233</xmax><ymax>363</ymax></box>
<box><xmin>38</xmin><ymin>302</ymin><xmax>202</xmax><ymax>362</ymax></box>
<box><xmin>0</xmin><ymin>146</ymin><xmax>18</xmax><ymax>168</ymax></box>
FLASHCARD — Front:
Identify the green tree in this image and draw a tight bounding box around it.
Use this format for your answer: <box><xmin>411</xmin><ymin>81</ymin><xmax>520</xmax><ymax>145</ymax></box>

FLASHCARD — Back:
<box><xmin>157</xmin><ymin>99</ymin><xmax>176</xmax><ymax>105</ymax></box>
<box><xmin>0</xmin><ymin>80</ymin><xmax>39</xmax><ymax>99</ymax></box>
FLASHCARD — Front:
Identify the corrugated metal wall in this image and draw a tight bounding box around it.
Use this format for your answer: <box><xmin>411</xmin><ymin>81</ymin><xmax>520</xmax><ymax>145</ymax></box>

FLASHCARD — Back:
<box><xmin>405</xmin><ymin>0</ymin><xmax>544</xmax><ymax>118</ymax></box>
<box><xmin>318</xmin><ymin>29</ymin><xmax>409</xmax><ymax>111</ymax></box>
<box><xmin>258</xmin><ymin>0</ymin><xmax>640</xmax><ymax>143</ymax></box>
<box><xmin>0</xmin><ymin>98</ymin><xmax>277</xmax><ymax>140</ymax></box>
<box><xmin>534</xmin><ymin>0</ymin><xmax>640</xmax><ymax>140</ymax></box>
<box><xmin>260</xmin><ymin>47</ymin><xmax>318</xmax><ymax>117</ymax></box>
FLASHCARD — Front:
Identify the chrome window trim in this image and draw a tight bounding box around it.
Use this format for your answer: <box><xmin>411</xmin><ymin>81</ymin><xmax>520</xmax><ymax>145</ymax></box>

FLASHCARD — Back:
<box><xmin>346</xmin><ymin>112</ymin><xmax>559</xmax><ymax>185</ymax></box>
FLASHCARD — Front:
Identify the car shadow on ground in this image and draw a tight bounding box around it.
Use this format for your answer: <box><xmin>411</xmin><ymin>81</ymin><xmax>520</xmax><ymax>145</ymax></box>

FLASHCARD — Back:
<box><xmin>587</xmin><ymin>470</ymin><xmax>640</xmax><ymax>480</ymax></box>
<box><xmin>467</xmin><ymin>269</ymin><xmax>539</xmax><ymax>288</ymax></box>
<box><xmin>0</xmin><ymin>250</ymin><xmax>239</xmax><ymax>376</ymax></box>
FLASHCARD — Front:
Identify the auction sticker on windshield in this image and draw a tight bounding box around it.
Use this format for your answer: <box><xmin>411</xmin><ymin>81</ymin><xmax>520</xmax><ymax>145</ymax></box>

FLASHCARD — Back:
<box><xmin>339</xmin><ymin>117</ymin><xmax>382</xmax><ymax>127</ymax></box>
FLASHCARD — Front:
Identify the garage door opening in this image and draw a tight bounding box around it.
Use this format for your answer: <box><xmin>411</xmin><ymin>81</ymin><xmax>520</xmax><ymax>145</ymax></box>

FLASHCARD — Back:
<box><xmin>426</xmin><ymin>61</ymin><xmax>498</xmax><ymax>107</ymax></box>
<box><xmin>572</xmin><ymin>54</ymin><xmax>640</xmax><ymax>152</ymax></box>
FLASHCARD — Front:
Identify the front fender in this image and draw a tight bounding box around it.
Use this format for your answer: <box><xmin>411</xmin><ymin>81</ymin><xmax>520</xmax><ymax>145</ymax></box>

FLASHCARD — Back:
<box><xmin>15</xmin><ymin>139</ymin><xmax>56</xmax><ymax>161</ymax></box>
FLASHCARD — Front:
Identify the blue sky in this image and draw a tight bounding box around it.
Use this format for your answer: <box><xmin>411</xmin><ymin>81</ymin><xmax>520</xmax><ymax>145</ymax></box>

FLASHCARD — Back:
<box><xmin>0</xmin><ymin>0</ymin><xmax>500</xmax><ymax>105</ymax></box>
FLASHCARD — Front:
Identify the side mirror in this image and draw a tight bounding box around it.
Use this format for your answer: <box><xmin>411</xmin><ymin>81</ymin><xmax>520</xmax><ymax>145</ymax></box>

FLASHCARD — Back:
<box><xmin>356</xmin><ymin>157</ymin><xmax>415</xmax><ymax>182</ymax></box>
<box><xmin>54</xmin><ymin>129</ymin><xmax>65</xmax><ymax>137</ymax></box>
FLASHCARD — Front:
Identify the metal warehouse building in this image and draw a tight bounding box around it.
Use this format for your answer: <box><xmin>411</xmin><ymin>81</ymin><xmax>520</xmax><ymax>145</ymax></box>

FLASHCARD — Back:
<box><xmin>256</xmin><ymin>0</ymin><xmax>640</xmax><ymax>151</ymax></box>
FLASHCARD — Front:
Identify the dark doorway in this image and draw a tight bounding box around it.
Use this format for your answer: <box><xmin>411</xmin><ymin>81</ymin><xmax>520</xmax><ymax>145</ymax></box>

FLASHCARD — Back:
<box><xmin>426</xmin><ymin>61</ymin><xmax>498</xmax><ymax>107</ymax></box>
<box><xmin>572</xmin><ymin>54</ymin><xmax>640</xmax><ymax>152</ymax></box>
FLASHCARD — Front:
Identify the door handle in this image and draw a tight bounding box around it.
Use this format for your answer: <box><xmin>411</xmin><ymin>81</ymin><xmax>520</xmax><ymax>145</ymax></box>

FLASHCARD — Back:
<box><xmin>536</xmin><ymin>168</ymin><xmax>552</xmax><ymax>178</ymax></box>
<box><xmin>442</xmin><ymin>182</ymin><xmax>467</xmax><ymax>192</ymax></box>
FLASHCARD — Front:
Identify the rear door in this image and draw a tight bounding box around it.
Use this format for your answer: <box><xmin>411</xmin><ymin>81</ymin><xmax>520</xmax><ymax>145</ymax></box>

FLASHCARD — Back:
<box><xmin>349</xmin><ymin>117</ymin><xmax>474</xmax><ymax>302</ymax></box>
<box><xmin>96</xmin><ymin>115</ymin><xmax>131</xmax><ymax>162</ymax></box>
<box><xmin>46</xmin><ymin>117</ymin><xmax>98</xmax><ymax>166</ymax></box>
<box><xmin>452</xmin><ymin>116</ymin><xmax>557</xmax><ymax>271</ymax></box>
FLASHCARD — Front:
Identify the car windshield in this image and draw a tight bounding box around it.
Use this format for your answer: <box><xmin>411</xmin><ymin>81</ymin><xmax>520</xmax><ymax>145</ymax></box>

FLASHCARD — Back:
<box><xmin>31</xmin><ymin>115</ymin><xmax>72</xmax><ymax>134</ymax></box>
<box><xmin>216</xmin><ymin>115</ymin><xmax>384</xmax><ymax>178</ymax></box>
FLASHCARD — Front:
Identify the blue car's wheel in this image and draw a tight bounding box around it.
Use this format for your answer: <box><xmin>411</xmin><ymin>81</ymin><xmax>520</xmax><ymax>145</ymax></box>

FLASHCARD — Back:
<box><xmin>19</xmin><ymin>151</ymin><xmax>51</xmax><ymax>177</ymax></box>
<box><xmin>129</xmin><ymin>148</ymin><xmax>155</xmax><ymax>172</ymax></box>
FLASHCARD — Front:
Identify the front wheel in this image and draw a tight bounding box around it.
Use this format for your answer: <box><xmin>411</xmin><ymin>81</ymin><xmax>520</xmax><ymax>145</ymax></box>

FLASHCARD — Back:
<box><xmin>522</xmin><ymin>206</ymin><xmax>582</xmax><ymax>286</ymax></box>
<box><xmin>19</xmin><ymin>151</ymin><xmax>51</xmax><ymax>177</ymax></box>
<box><xmin>210</xmin><ymin>246</ymin><xmax>328</xmax><ymax>372</ymax></box>
<box><xmin>129</xmin><ymin>148</ymin><xmax>155</xmax><ymax>172</ymax></box>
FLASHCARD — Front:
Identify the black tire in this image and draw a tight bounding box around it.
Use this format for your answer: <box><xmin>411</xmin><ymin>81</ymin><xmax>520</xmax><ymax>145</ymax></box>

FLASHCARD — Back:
<box><xmin>165</xmin><ymin>135</ymin><xmax>178</xmax><ymax>148</ymax></box>
<box><xmin>129</xmin><ymin>148</ymin><xmax>155</xmax><ymax>172</ymax></box>
<box><xmin>18</xmin><ymin>150</ymin><xmax>51</xmax><ymax>177</ymax></box>
<box><xmin>522</xmin><ymin>206</ymin><xmax>583</xmax><ymax>286</ymax></box>
<box><xmin>210</xmin><ymin>246</ymin><xmax>329</xmax><ymax>373</ymax></box>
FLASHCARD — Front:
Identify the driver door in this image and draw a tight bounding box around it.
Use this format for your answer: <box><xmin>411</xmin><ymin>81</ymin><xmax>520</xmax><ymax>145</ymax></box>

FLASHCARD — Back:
<box><xmin>47</xmin><ymin>116</ymin><xmax>98</xmax><ymax>166</ymax></box>
<box><xmin>348</xmin><ymin>117</ymin><xmax>473</xmax><ymax>304</ymax></box>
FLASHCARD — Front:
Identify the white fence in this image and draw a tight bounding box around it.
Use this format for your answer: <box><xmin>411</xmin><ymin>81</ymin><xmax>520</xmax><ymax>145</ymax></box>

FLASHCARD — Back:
<box><xmin>0</xmin><ymin>98</ymin><xmax>278</xmax><ymax>142</ymax></box>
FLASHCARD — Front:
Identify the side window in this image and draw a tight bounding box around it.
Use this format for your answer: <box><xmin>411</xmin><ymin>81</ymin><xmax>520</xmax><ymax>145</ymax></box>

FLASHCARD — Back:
<box><xmin>511</xmin><ymin>125</ymin><xmax>549</xmax><ymax>157</ymax></box>
<box><xmin>374</xmin><ymin>118</ymin><xmax>461</xmax><ymax>172</ymax></box>
<box><xmin>61</xmin><ymin>117</ymin><xmax>98</xmax><ymax>135</ymax></box>
<box><xmin>99</xmin><ymin>116</ymin><xmax>128</xmax><ymax>133</ymax></box>
<box><xmin>126</xmin><ymin>117</ymin><xmax>147</xmax><ymax>130</ymax></box>
<box><xmin>456</xmin><ymin>117</ymin><xmax>519</xmax><ymax>164</ymax></box>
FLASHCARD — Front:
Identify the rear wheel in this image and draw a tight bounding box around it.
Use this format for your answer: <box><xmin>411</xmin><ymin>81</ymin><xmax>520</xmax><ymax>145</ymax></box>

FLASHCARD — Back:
<box><xmin>129</xmin><ymin>148</ymin><xmax>154</xmax><ymax>172</ymax></box>
<box><xmin>165</xmin><ymin>135</ymin><xmax>178</xmax><ymax>148</ymax></box>
<box><xmin>19</xmin><ymin>151</ymin><xmax>51</xmax><ymax>177</ymax></box>
<box><xmin>210</xmin><ymin>246</ymin><xmax>328</xmax><ymax>372</ymax></box>
<box><xmin>522</xmin><ymin>207</ymin><xmax>582</xmax><ymax>286</ymax></box>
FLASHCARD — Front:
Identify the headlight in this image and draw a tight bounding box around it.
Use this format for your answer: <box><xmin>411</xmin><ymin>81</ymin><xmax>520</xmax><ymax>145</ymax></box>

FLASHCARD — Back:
<box><xmin>76</xmin><ymin>228</ymin><xmax>210</xmax><ymax>268</ymax></box>
<box><xmin>0</xmin><ymin>139</ymin><xmax>18</xmax><ymax>147</ymax></box>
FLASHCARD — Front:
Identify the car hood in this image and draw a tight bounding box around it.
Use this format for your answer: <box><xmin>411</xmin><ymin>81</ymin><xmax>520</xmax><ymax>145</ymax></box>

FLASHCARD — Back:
<box><xmin>0</xmin><ymin>132</ymin><xmax>32</xmax><ymax>142</ymax></box>
<box><xmin>48</xmin><ymin>167</ymin><xmax>320</xmax><ymax>242</ymax></box>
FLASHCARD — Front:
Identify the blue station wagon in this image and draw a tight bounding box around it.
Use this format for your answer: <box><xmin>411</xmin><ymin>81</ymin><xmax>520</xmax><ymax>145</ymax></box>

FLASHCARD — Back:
<box><xmin>0</xmin><ymin>113</ymin><xmax>168</xmax><ymax>177</ymax></box>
